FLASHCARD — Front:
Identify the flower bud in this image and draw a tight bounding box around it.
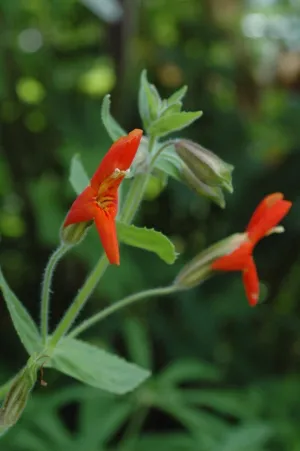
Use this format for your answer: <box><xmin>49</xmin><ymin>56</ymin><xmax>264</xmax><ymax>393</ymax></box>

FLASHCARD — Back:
<box><xmin>175</xmin><ymin>139</ymin><xmax>234</xmax><ymax>193</ymax></box>
<box><xmin>182</xmin><ymin>165</ymin><xmax>225</xmax><ymax>208</ymax></box>
<box><xmin>0</xmin><ymin>359</ymin><xmax>39</xmax><ymax>435</ymax></box>
<box><xmin>174</xmin><ymin>233</ymin><xmax>247</xmax><ymax>289</ymax></box>
<box><xmin>60</xmin><ymin>220</ymin><xmax>92</xmax><ymax>245</ymax></box>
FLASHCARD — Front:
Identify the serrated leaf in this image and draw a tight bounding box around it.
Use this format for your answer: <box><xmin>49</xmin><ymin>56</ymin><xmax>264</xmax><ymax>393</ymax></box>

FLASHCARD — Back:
<box><xmin>149</xmin><ymin>111</ymin><xmax>202</xmax><ymax>137</ymax></box>
<box><xmin>101</xmin><ymin>94</ymin><xmax>126</xmax><ymax>141</ymax></box>
<box><xmin>117</xmin><ymin>222</ymin><xmax>177</xmax><ymax>264</ymax></box>
<box><xmin>167</xmin><ymin>85</ymin><xmax>188</xmax><ymax>105</ymax></box>
<box><xmin>138</xmin><ymin>70</ymin><xmax>162</xmax><ymax>130</ymax></box>
<box><xmin>69</xmin><ymin>154</ymin><xmax>89</xmax><ymax>195</ymax></box>
<box><xmin>0</xmin><ymin>268</ymin><xmax>41</xmax><ymax>355</ymax></box>
<box><xmin>50</xmin><ymin>337</ymin><xmax>150</xmax><ymax>395</ymax></box>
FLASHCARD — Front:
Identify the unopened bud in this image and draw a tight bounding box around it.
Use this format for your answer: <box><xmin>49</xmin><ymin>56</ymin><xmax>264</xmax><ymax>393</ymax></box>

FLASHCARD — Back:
<box><xmin>0</xmin><ymin>358</ymin><xmax>39</xmax><ymax>435</ymax></box>
<box><xmin>60</xmin><ymin>220</ymin><xmax>92</xmax><ymax>245</ymax></box>
<box><xmin>182</xmin><ymin>165</ymin><xmax>225</xmax><ymax>208</ymax></box>
<box><xmin>175</xmin><ymin>139</ymin><xmax>234</xmax><ymax>193</ymax></box>
<box><xmin>174</xmin><ymin>233</ymin><xmax>247</xmax><ymax>289</ymax></box>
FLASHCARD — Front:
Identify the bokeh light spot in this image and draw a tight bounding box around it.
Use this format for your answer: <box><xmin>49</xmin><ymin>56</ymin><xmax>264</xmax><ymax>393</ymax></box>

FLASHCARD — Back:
<box><xmin>78</xmin><ymin>63</ymin><xmax>116</xmax><ymax>96</ymax></box>
<box><xmin>16</xmin><ymin>78</ymin><xmax>46</xmax><ymax>104</ymax></box>
<box><xmin>18</xmin><ymin>28</ymin><xmax>43</xmax><ymax>53</ymax></box>
<box><xmin>158</xmin><ymin>63</ymin><xmax>183</xmax><ymax>88</ymax></box>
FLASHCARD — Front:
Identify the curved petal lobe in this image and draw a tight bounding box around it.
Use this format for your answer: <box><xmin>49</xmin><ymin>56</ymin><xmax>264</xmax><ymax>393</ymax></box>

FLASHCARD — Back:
<box><xmin>242</xmin><ymin>257</ymin><xmax>259</xmax><ymax>306</ymax></box>
<box><xmin>248</xmin><ymin>199</ymin><xmax>292</xmax><ymax>244</ymax></box>
<box><xmin>64</xmin><ymin>186</ymin><xmax>97</xmax><ymax>227</ymax></box>
<box><xmin>246</xmin><ymin>193</ymin><xmax>283</xmax><ymax>234</ymax></box>
<box><xmin>91</xmin><ymin>129</ymin><xmax>143</xmax><ymax>190</ymax></box>
<box><xmin>94</xmin><ymin>208</ymin><xmax>120</xmax><ymax>265</ymax></box>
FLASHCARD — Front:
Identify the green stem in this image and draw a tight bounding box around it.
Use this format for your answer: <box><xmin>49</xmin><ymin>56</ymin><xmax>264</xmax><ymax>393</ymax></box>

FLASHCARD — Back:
<box><xmin>49</xmin><ymin>136</ymin><xmax>156</xmax><ymax>348</ymax></box>
<box><xmin>121</xmin><ymin>407</ymin><xmax>148</xmax><ymax>449</ymax></box>
<box><xmin>69</xmin><ymin>285</ymin><xmax>176</xmax><ymax>338</ymax></box>
<box><xmin>49</xmin><ymin>254</ymin><xmax>108</xmax><ymax>348</ymax></box>
<box><xmin>40</xmin><ymin>244</ymin><xmax>70</xmax><ymax>344</ymax></box>
<box><xmin>120</xmin><ymin>173</ymin><xmax>150</xmax><ymax>224</ymax></box>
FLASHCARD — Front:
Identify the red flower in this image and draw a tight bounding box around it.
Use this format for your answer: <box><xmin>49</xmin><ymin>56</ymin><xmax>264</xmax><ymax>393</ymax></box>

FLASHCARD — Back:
<box><xmin>211</xmin><ymin>193</ymin><xmax>292</xmax><ymax>306</ymax></box>
<box><xmin>63</xmin><ymin>129</ymin><xmax>143</xmax><ymax>265</ymax></box>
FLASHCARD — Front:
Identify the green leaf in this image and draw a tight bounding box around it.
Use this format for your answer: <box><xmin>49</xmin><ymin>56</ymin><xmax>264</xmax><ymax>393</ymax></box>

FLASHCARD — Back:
<box><xmin>78</xmin><ymin>395</ymin><xmax>132</xmax><ymax>447</ymax></box>
<box><xmin>167</xmin><ymin>85</ymin><xmax>188</xmax><ymax>105</ymax></box>
<box><xmin>134</xmin><ymin>433</ymin><xmax>195</xmax><ymax>451</ymax></box>
<box><xmin>159</xmin><ymin>359</ymin><xmax>221</xmax><ymax>386</ymax></box>
<box><xmin>0</xmin><ymin>268</ymin><xmax>41</xmax><ymax>355</ymax></box>
<box><xmin>117</xmin><ymin>222</ymin><xmax>177</xmax><ymax>264</ymax></box>
<box><xmin>50</xmin><ymin>337</ymin><xmax>150</xmax><ymax>394</ymax></box>
<box><xmin>149</xmin><ymin>111</ymin><xmax>202</xmax><ymax>137</ymax></box>
<box><xmin>123</xmin><ymin>316</ymin><xmax>153</xmax><ymax>368</ymax></box>
<box><xmin>161</xmin><ymin>102</ymin><xmax>182</xmax><ymax>116</ymax></box>
<box><xmin>154</xmin><ymin>146</ymin><xmax>183</xmax><ymax>181</ymax></box>
<box><xmin>219</xmin><ymin>424</ymin><xmax>273</xmax><ymax>451</ymax></box>
<box><xmin>157</xmin><ymin>396</ymin><xmax>228</xmax><ymax>442</ymax></box>
<box><xmin>101</xmin><ymin>94</ymin><xmax>126</xmax><ymax>141</ymax></box>
<box><xmin>138</xmin><ymin>70</ymin><xmax>162</xmax><ymax>130</ymax></box>
<box><xmin>180</xmin><ymin>389</ymin><xmax>253</xmax><ymax>419</ymax></box>
<box><xmin>69</xmin><ymin>154</ymin><xmax>89</xmax><ymax>195</ymax></box>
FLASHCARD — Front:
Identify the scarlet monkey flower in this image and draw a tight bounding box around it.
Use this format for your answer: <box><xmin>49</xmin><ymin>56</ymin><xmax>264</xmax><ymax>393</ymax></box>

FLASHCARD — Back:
<box><xmin>63</xmin><ymin>129</ymin><xmax>143</xmax><ymax>265</ymax></box>
<box><xmin>212</xmin><ymin>193</ymin><xmax>292</xmax><ymax>306</ymax></box>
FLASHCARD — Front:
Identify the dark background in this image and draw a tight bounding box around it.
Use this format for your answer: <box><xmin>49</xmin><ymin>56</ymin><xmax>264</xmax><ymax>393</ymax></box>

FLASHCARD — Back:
<box><xmin>1</xmin><ymin>0</ymin><xmax>300</xmax><ymax>449</ymax></box>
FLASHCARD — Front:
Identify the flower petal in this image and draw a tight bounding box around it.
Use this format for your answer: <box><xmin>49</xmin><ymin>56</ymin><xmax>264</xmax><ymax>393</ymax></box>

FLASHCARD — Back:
<box><xmin>94</xmin><ymin>208</ymin><xmax>120</xmax><ymax>265</ymax></box>
<box><xmin>211</xmin><ymin>242</ymin><xmax>252</xmax><ymax>271</ymax></box>
<box><xmin>247</xmin><ymin>194</ymin><xmax>292</xmax><ymax>244</ymax></box>
<box><xmin>242</xmin><ymin>257</ymin><xmax>259</xmax><ymax>306</ymax></box>
<box><xmin>64</xmin><ymin>186</ymin><xmax>97</xmax><ymax>227</ymax></box>
<box><xmin>91</xmin><ymin>129</ymin><xmax>143</xmax><ymax>190</ymax></box>
<box><xmin>246</xmin><ymin>193</ymin><xmax>283</xmax><ymax>234</ymax></box>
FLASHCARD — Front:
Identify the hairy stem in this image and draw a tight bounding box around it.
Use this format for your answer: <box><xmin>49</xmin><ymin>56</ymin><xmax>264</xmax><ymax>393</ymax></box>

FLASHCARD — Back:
<box><xmin>49</xmin><ymin>254</ymin><xmax>108</xmax><ymax>348</ymax></box>
<box><xmin>69</xmin><ymin>285</ymin><xmax>177</xmax><ymax>338</ymax></box>
<box><xmin>40</xmin><ymin>244</ymin><xmax>70</xmax><ymax>344</ymax></box>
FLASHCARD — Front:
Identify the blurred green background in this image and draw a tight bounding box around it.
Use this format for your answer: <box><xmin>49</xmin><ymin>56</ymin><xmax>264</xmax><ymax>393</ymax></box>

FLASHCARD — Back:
<box><xmin>1</xmin><ymin>0</ymin><xmax>300</xmax><ymax>449</ymax></box>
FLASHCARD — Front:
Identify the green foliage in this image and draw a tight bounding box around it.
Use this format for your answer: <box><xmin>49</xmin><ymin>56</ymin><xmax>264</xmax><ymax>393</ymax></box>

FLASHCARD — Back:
<box><xmin>167</xmin><ymin>85</ymin><xmax>188</xmax><ymax>105</ymax></box>
<box><xmin>117</xmin><ymin>222</ymin><xmax>177</xmax><ymax>264</ymax></box>
<box><xmin>69</xmin><ymin>154</ymin><xmax>89</xmax><ymax>195</ymax></box>
<box><xmin>154</xmin><ymin>145</ymin><xmax>183</xmax><ymax>180</ymax></box>
<box><xmin>149</xmin><ymin>111</ymin><xmax>203</xmax><ymax>137</ymax></box>
<box><xmin>0</xmin><ymin>268</ymin><xmax>42</xmax><ymax>355</ymax></box>
<box><xmin>101</xmin><ymin>94</ymin><xmax>126</xmax><ymax>141</ymax></box>
<box><xmin>138</xmin><ymin>70</ymin><xmax>162</xmax><ymax>130</ymax></box>
<box><xmin>50</xmin><ymin>337</ymin><xmax>150</xmax><ymax>394</ymax></box>
<box><xmin>138</xmin><ymin>71</ymin><xmax>202</xmax><ymax>139</ymax></box>
<box><xmin>1</xmin><ymin>0</ymin><xmax>300</xmax><ymax>448</ymax></box>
